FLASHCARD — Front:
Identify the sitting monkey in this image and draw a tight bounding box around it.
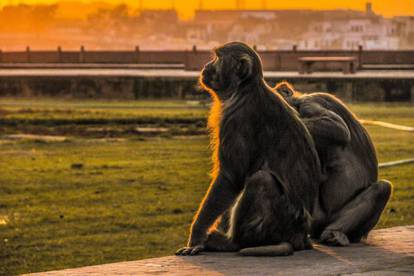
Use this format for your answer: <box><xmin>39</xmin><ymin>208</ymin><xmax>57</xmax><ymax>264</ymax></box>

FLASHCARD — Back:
<box><xmin>176</xmin><ymin>42</ymin><xmax>321</xmax><ymax>256</ymax></box>
<box><xmin>274</xmin><ymin>82</ymin><xmax>392</xmax><ymax>246</ymax></box>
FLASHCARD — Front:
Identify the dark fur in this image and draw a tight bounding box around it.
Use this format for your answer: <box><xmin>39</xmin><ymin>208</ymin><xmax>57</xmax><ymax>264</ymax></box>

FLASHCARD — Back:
<box><xmin>275</xmin><ymin>82</ymin><xmax>392</xmax><ymax>245</ymax></box>
<box><xmin>176</xmin><ymin>42</ymin><xmax>321</xmax><ymax>256</ymax></box>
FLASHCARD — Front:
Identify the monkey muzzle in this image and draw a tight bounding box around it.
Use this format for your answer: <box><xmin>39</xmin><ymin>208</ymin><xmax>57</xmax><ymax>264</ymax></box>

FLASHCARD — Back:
<box><xmin>200</xmin><ymin>67</ymin><xmax>216</xmax><ymax>90</ymax></box>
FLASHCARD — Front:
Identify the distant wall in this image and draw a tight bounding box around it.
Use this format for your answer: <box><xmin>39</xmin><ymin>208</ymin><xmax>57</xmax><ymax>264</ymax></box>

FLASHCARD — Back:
<box><xmin>1</xmin><ymin>75</ymin><xmax>412</xmax><ymax>102</ymax></box>
<box><xmin>185</xmin><ymin>50</ymin><xmax>362</xmax><ymax>71</ymax></box>
<box><xmin>1</xmin><ymin>48</ymin><xmax>414</xmax><ymax>71</ymax></box>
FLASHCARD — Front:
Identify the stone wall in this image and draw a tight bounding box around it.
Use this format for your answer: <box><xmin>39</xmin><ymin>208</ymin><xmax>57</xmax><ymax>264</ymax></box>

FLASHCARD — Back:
<box><xmin>0</xmin><ymin>75</ymin><xmax>412</xmax><ymax>102</ymax></box>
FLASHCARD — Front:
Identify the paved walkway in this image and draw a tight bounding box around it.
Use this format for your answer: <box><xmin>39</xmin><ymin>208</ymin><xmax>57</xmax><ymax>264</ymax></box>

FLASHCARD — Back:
<box><xmin>27</xmin><ymin>226</ymin><xmax>414</xmax><ymax>275</ymax></box>
<box><xmin>1</xmin><ymin>69</ymin><xmax>414</xmax><ymax>79</ymax></box>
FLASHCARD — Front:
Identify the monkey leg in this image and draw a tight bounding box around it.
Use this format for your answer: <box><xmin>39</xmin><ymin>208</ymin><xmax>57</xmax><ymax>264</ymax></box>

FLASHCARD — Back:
<box><xmin>229</xmin><ymin>170</ymin><xmax>309</xmax><ymax>256</ymax></box>
<box><xmin>216</xmin><ymin>210</ymin><xmax>231</xmax><ymax>233</ymax></box>
<box><xmin>320</xmin><ymin>180</ymin><xmax>392</xmax><ymax>246</ymax></box>
<box><xmin>204</xmin><ymin>230</ymin><xmax>239</xmax><ymax>252</ymax></box>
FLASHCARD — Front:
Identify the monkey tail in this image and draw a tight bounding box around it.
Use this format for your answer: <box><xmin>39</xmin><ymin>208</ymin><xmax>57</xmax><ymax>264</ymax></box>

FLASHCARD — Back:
<box><xmin>238</xmin><ymin>242</ymin><xmax>294</xmax><ymax>257</ymax></box>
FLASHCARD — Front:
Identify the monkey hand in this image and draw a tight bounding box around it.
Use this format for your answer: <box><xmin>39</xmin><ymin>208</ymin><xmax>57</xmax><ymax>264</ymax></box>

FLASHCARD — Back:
<box><xmin>175</xmin><ymin>244</ymin><xmax>205</xmax><ymax>256</ymax></box>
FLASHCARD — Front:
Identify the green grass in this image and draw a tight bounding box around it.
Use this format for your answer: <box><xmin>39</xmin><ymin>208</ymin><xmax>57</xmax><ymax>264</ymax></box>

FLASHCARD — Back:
<box><xmin>0</xmin><ymin>99</ymin><xmax>413</xmax><ymax>275</ymax></box>
<box><xmin>0</xmin><ymin>137</ymin><xmax>211</xmax><ymax>275</ymax></box>
<box><xmin>351</xmin><ymin>103</ymin><xmax>414</xmax><ymax>125</ymax></box>
<box><xmin>0</xmin><ymin>99</ymin><xmax>209</xmax><ymax>138</ymax></box>
<box><xmin>0</xmin><ymin>98</ymin><xmax>208</xmax><ymax>123</ymax></box>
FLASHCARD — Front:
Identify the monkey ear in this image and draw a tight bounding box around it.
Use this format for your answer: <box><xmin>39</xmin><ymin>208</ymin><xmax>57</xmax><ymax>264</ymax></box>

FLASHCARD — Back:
<box><xmin>275</xmin><ymin>82</ymin><xmax>295</xmax><ymax>98</ymax></box>
<box><xmin>237</xmin><ymin>54</ymin><xmax>253</xmax><ymax>80</ymax></box>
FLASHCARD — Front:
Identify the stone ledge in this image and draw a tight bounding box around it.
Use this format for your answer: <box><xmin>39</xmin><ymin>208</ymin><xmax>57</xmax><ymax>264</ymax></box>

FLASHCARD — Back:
<box><xmin>27</xmin><ymin>226</ymin><xmax>414</xmax><ymax>276</ymax></box>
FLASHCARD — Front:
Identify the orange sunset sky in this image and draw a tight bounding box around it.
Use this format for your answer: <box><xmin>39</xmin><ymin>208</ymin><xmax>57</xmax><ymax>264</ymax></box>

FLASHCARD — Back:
<box><xmin>2</xmin><ymin>0</ymin><xmax>414</xmax><ymax>19</ymax></box>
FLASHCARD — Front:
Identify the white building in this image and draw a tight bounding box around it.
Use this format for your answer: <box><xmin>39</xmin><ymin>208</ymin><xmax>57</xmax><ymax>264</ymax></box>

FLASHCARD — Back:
<box><xmin>299</xmin><ymin>21</ymin><xmax>342</xmax><ymax>49</ymax></box>
<box><xmin>344</xmin><ymin>18</ymin><xmax>399</xmax><ymax>49</ymax></box>
<box><xmin>393</xmin><ymin>16</ymin><xmax>414</xmax><ymax>49</ymax></box>
<box><xmin>299</xmin><ymin>17</ymin><xmax>400</xmax><ymax>50</ymax></box>
<box><xmin>227</xmin><ymin>22</ymin><xmax>272</xmax><ymax>45</ymax></box>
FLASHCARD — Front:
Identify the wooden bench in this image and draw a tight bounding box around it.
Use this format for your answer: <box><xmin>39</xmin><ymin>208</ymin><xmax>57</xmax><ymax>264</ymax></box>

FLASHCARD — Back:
<box><xmin>298</xmin><ymin>56</ymin><xmax>357</xmax><ymax>74</ymax></box>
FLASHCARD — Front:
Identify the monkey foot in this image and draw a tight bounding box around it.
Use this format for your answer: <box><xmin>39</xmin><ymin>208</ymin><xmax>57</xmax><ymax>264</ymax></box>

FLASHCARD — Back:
<box><xmin>320</xmin><ymin>230</ymin><xmax>350</xmax><ymax>246</ymax></box>
<box><xmin>175</xmin><ymin>245</ymin><xmax>205</xmax><ymax>256</ymax></box>
<box><xmin>304</xmin><ymin>238</ymin><xmax>314</xmax><ymax>250</ymax></box>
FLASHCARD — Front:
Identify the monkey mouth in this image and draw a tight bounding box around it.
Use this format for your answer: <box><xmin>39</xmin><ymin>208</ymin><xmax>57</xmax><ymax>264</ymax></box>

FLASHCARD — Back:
<box><xmin>200</xmin><ymin>69</ymin><xmax>222</xmax><ymax>93</ymax></box>
<box><xmin>199</xmin><ymin>73</ymin><xmax>213</xmax><ymax>90</ymax></box>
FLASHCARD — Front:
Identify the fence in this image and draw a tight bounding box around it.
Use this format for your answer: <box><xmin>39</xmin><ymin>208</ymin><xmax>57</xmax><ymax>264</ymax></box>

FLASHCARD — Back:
<box><xmin>1</xmin><ymin>46</ymin><xmax>414</xmax><ymax>71</ymax></box>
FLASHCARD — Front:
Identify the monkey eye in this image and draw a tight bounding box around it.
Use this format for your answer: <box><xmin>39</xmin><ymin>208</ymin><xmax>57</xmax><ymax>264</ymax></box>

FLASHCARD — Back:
<box><xmin>209</xmin><ymin>52</ymin><xmax>219</xmax><ymax>64</ymax></box>
<box><xmin>211</xmin><ymin>48</ymin><xmax>220</xmax><ymax>59</ymax></box>
<box><xmin>210</xmin><ymin>52</ymin><xmax>217</xmax><ymax>60</ymax></box>
<box><xmin>211</xmin><ymin>55</ymin><xmax>221</xmax><ymax>67</ymax></box>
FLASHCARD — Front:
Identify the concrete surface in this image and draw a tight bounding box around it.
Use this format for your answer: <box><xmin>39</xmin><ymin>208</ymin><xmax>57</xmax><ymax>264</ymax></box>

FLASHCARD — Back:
<box><xmin>26</xmin><ymin>226</ymin><xmax>414</xmax><ymax>275</ymax></box>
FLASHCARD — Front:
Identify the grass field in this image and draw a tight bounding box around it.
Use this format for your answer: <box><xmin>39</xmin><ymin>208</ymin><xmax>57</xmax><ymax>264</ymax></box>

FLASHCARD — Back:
<box><xmin>0</xmin><ymin>99</ymin><xmax>413</xmax><ymax>275</ymax></box>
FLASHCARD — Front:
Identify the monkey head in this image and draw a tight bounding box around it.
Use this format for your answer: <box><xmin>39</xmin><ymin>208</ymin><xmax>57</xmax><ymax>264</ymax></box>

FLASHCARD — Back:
<box><xmin>200</xmin><ymin>42</ymin><xmax>264</xmax><ymax>100</ymax></box>
<box><xmin>274</xmin><ymin>81</ymin><xmax>295</xmax><ymax>99</ymax></box>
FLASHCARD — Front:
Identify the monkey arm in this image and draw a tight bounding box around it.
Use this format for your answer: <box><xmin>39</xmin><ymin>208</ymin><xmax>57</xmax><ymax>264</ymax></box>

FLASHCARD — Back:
<box><xmin>188</xmin><ymin>173</ymin><xmax>240</xmax><ymax>246</ymax></box>
<box><xmin>299</xmin><ymin>102</ymin><xmax>351</xmax><ymax>146</ymax></box>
